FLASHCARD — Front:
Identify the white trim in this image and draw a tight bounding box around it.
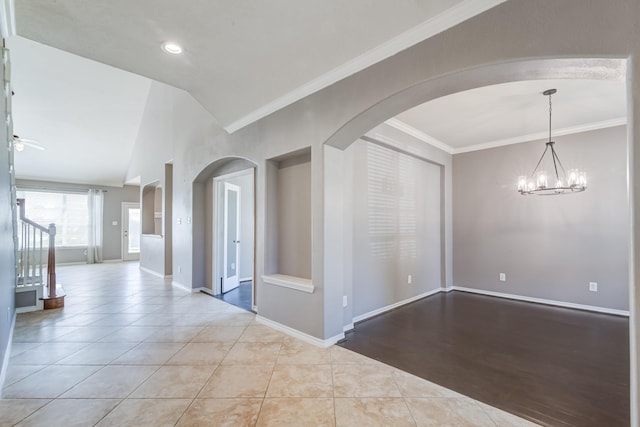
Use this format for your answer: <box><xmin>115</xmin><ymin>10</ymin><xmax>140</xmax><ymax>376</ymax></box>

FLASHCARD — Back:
<box><xmin>103</xmin><ymin>258</ymin><xmax>123</xmax><ymax>263</ymax></box>
<box><xmin>0</xmin><ymin>311</ymin><xmax>16</xmax><ymax>397</ymax></box>
<box><xmin>384</xmin><ymin>118</ymin><xmax>454</xmax><ymax>154</ymax></box>
<box><xmin>454</xmin><ymin>117</ymin><xmax>627</xmax><ymax>154</ymax></box>
<box><xmin>262</xmin><ymin>274</ymin><xmax>314</xmax><ymax>293</ymax></box>
<box><xmin>140</xmin><ymin>266</ymin><xmax>165</xmax><ymax>279</ymax></box>
<box><xmin>239</xmin><ymin>277</ymin><xmax>252</xmax><ymax>283</ymax></box>
<box><xmin>353</xmin><ymin>288</ymin><xmax>441</xmax><ymax>323</ymax></box>
<box><xmin>252</xmin><ymin>305</ymin><xmax>258</xmax><ymax>312</ymax></box>
<box><xmin>452</xmin><ymin>286</ymin><xmax>630</xmax><ymax>316</ymax></box>
<box><xmin>224</xmin><ymin>0</ymin><xmax>508</xmax><ymax>133</ymax></box>
<box><xmin>0</xmin><ymin>0</ymin><xmax>16</xmax><ymax>39</ymax></box>
<box><xmin>171</xmin><ymin>280</ymin><xmax>202</xmax><ymax>293</ymax></box>
<box><xmin>255</xmin><ymin>315</ymin><xmax>344</xmax><ymax>348</ymax></box>
<box><xmin>165</xmin><ymin>275</ymin><xmax>173</xmax><ymax>279</ymax></box>
<box><xmin>200</xmin><ymin>287</ymin><xmax>215</xmax><ymax>296</ymax></box>
<box><xmin>56</xmin><ymin>261</ymin><xmax>86</xmax><ymax>267</ymax></box>
<box><xmin>442</xmin><ymin>286</ymin><xmax>454</xmax><ymax>292</ymax></box>
<box><xmin>343</xmin><ymin>323</ymin><xmax>355</xmax><ymax>332</ymax></box>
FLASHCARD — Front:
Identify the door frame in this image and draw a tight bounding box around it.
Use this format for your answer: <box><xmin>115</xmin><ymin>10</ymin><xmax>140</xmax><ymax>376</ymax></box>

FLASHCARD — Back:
<box><xmin>222</xmin><ymin>181</ymin><xmax>241</xmax><ymax>293</ymax></box>
<box><xmin>212</xmin><ymin>169</ymin><xmax>255</xmax><ymax>306</ymax></box>
<box><xmin>121</xmin><ymin>202</ymin><xmax>141</xmax><ymax>261</ymax></box>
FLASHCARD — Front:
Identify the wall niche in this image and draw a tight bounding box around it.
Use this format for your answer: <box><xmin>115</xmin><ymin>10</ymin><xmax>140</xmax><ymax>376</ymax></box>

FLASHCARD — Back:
<box><xmin>142</xmin><ymin>181</ymin><xmax>162</xmax><ymax>235</ymax></box>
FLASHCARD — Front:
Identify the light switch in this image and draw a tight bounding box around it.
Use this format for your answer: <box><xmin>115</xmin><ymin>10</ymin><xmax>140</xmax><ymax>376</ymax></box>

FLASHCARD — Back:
<box><xmin>112</xmin><ymin>220</ymin><xmax>118</xmax><ymax>226</ymax></box>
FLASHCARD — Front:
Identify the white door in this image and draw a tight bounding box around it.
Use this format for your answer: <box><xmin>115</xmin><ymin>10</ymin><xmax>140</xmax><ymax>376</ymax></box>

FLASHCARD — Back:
<box><xmin>122</xmin><ymin>203</ymin><xmax>141</xmax><ymax>261</ymax></box>
<box><xmin>223</xmin><ymin>182</ymin><xmax>241</xmax><ymax>292</ymax></box>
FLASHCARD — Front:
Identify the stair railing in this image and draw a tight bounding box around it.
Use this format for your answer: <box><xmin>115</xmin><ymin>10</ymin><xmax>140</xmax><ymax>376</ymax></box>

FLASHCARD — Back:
<box><xmin>16</xmin><ymin>198</ymin><xmax>57</xmax><ymax>299</ymax></box>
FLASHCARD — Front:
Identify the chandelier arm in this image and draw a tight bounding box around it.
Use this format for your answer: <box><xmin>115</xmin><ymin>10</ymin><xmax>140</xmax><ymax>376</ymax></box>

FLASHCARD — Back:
<box><xmin>550</xmin><ymin>145</ymin><xmax>568</xmax><ymax>177</ymax></box>
<box><xmin>529</xmin><ymin>144</ymin><xmax>549</xmax><ymax>178</ymax></box>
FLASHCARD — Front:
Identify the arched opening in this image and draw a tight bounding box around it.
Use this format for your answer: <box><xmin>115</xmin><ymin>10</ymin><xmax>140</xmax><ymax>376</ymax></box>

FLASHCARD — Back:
<box><xmin>192</xmin><ymin>157</ymin><xmax>257</xmax><ymax>311</ymax></box>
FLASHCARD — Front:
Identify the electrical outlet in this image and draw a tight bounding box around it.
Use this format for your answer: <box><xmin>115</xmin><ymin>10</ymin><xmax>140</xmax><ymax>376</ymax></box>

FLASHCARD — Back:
<box><xmin>499</xmin><ymin>273</ymin><xmax>506</xmax><ymax>282</ymax></box>
<box><xmin>589</xmin><ymin>282</ymin><xmax>598</xmax><ymax>292</ymax></box>
<box><xmin>343</xmin><ymin>296</ymin><xmax>348</xmax><ymax>307</ymax></box>
<box><xmin>178</xmin><ymin>266</ymin><xmax>182</xmax><ymax>273</ymax></box>
<box><xmin>407</xmin><ymin>275</ymin><xmax>412</xmax><ymax>284</ymax></box>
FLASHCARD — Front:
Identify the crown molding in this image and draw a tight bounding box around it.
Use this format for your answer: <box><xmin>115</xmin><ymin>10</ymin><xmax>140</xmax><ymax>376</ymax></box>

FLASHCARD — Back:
<box><xmin>384</xmin><ymin>118</ymin><xmax>454</xmax><ymax>154</ymax></box>
<box><xmin>0</xmin><ymin>0</ymin><xmax>16</xmax><ymax>39</ymax></box>
<box><xmin>223</xmin><ymin>0</ymin><xmax>508</xmax><ymax>133</ymax></box>
<box><xmin>454</xmin><ymin>116</ymin><xmax>627</xmax><ymax>154</ymax></box>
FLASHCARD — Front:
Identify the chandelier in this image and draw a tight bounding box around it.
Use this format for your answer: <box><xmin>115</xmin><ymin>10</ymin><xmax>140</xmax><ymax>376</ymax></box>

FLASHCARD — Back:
<box><xmin>517</xmin><ymin>89</ymin><xmax>587</xmax><ymax>195</ymax></box>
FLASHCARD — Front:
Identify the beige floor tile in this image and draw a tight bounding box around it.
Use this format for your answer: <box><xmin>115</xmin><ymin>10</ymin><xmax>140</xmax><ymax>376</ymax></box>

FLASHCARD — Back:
<box><xmin>165</xmin><ymin>342</ymin><xmax>232</xmax><ymax>365</ymax></box>
<box><xmin>405</xmin><ymin>397</ymin><xmax>496</xmax><ymax>427</ymax></box>
<box><xmin>0</xmin><ymin>399</ymin><xmax>50</xmax><ymax>425</ymax></box>
<box><xmin>334</xmin><ymin>398</ymin><xmax>415</xmax><ymax>427</ymax></box>
<box><xmin>110</xmin><ymin>342</ymin><xmax>185</xmax><ymax>364</ymax></box>
<box><xmin>143</xmin><ymin>326</ymin><xmax>204</xmax><ymax>342</ymax></box>
<box><xmin>198</xmin><ymin>364</ymin><xmax>274</xmax><ymax>398</ymax></box>
<box><xmin>61</xmin><ymin>365</ymin><xmax>158</xmax><ymax>398</ymax></box>
<box><xmin>95</xmin><ymin>398</ymin><xmax>191</xmax><ymax>427</ymax></box>
<box><xmin>393</xmin><ymin>370</ymin><xmax>460</xmax><ymax>398</ymax></box>
<box><xmin>49</xmin><ymin>326</ymin><xmax>123</xmax><ymax>343</ymax></box>
<box><xmin>192</xmin><ymin>325</ymin><xmax>247</xmax><ymax>342</ymax></box>
<box><xmin>2</xmin><ymin>364</ymin><xmax>46</xmax><ymax>387</ymax></box>
<box><xmin>98</xmin><ymin>326</ymin><xmax>160</xmax><ymax>342</ymax></box>
<box><xmin>130</xmin><ymin>365</ymin><xmax>216</xmax><ymax>398</ymax></box>
<box><xmin>238</xmin><ymin>324</ymin><xmax>286</xmax><ymax>343</ymax></box>
<box><xmin>56</xmin><ymin>342</ymin><xmax>137</xmax><ymax>365</ymax></box>
<box><xmin>222</xmin><ymin>342</ymin><xmax>282</xmax><ymax>365</ymax></box>
<box><xmin>256</xmin><ymin>398</ymin><xmax>335</xmax><ymax>427</ymax></box>
<box><xmin>89</xmin><ymin>313</ymin><xmax>146</xmax><ymax>326</ymax></box>
<box><xmin>16</xmin><ymin>398</ymin><xmax>120</xmax><ymax>427</ymax></box>
<box><xmin>332</xmin><ymin>363</ymin><xmax>401</xmax><ymax>397</ymax></box>
<box><xmin>277</xmin><ymin>337</ymin><xmax>331</xmax><ymax>364</ymax></box>
<box><xmin>176</xmin><ymin>398</ymin><xmax>262</xmax><ymax>426</ymax></box>
<box><xmin>206</xmin><ymin>312</ymin><xmax>255</xmax><ymax>326</ymax></box>
<box><xmin>2</xmin><ymin>365</ymin><xmax>101</xmax><ymax>398</ymax></box>
<box><xmin>9</xmin><ymin>342</ymin><xmax>88</xmax><ymax>365</ymax></box>
<box><xmin>9</xmin><ymin>342</ymin><xmax>41</xmax><ymax>357</ymax></box>
<box><xmin>267</xmin><ymin>364</ymin><xmax>333</xmax><ymax>397</ymax></box>
<box><xmin>477</xmin><ymin>402</ymin><xmax>542</xmax><ymax>426</ymax></box>
<box><xmin>329</xmin><ymin>346</ymin><xmax>378</xmax><ymax>364</ymax></box>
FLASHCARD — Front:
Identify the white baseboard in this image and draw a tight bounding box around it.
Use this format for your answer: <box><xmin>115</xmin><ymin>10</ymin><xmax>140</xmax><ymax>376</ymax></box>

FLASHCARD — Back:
<box><xmin>442</xmin><ymin>286</ymin><xmax>454</xmax><ymax>292</ymax></box>
<box><xmin>0</xmin><ymin>312</ymin><xmax>16</xmax><ymax>398</ymax></box>
<box><xmin>140</xmin><ymin>266</ymin><xmax>165</xmax><ymax>279</ymax></box>
<box><xmin>165</xmin><ymin>275</ymin><xmax>173</xmax><ymax>279</ymax></box>
<box><xmin>103</xmin><ymin>259</ymin><xmax>123</xmax><ymax>263</ymax></box>
<box><xmin>452</xmin><ymin>286</ymin><xmax>630</xmax><ymax>317</ymax></box>
<box><xmin>239</xmin><ymin>277</ymin><xmax>252</xmax><ymax>283</ymax></box>
<box><xmin>353</xmin><ymin>288</ymin><xmax>442</xmax><ymax>324</ymax></box>
<box><xmin>170</xmin><ymin>280</ymin><xmax>201</xmax><ymax>293</ymax></box>
<box><xmin>200</xmin><ymin>288</ymin><xmax>215</xmax><ymax>296</ymax></box>
<box><xmin>56</xmin><ymin>261</ymin><xmax>87</xmax><ymax>266</ymax></box>
<box><xmin>255</xmin><ymin>315</ymin><xmax>344</xmax><ymax>348</ymax></box>
<box><xmin>343</xmin><ymin>322</ymin><xmax>354</xmax><ymax>332</ymax></box>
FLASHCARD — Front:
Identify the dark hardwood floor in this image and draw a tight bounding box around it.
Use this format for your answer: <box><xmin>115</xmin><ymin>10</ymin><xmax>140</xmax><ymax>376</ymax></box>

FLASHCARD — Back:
<box><xmin>212</xmin><ymin>280</ymin><xmax>253</xmax><ymax>312</ymax></box>
<box><xmin>339</xmin><ymin>291</ymin><xmax>629</xmax><ymax>427</ymax></box>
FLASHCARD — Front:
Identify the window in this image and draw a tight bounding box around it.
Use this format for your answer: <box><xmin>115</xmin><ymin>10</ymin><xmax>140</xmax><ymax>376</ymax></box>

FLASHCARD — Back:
<box><xmin>17</xmin><ymin>190</ymin><xmax>89</xmax><ymax>247</ymax></box>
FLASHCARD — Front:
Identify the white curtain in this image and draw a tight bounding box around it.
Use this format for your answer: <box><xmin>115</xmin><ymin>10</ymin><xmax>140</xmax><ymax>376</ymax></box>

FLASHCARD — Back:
<box><xmin>87</xmin><ymin>189</ymin><xmax>104</xmax><ymax>263</ymax></box>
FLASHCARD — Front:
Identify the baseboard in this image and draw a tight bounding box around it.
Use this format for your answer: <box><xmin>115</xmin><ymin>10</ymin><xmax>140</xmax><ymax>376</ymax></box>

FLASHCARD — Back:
<box><xmin>239</xmin><ymin>277</ymin><xmax>252</xmax><ymax>283</ymax></box>
<box><xmin>255</xmin><ymin>315</ymin><xmax>344</xmax><ymax>348</ymax></box>
<box><xmin>165</xmin><ymin>275</ymin><xmax>173</xmax><ymax>279</ymax></box>
<box><xmin>0</xmin><ymin>312</ymin><xmax>16</xmax><ymax>398</ymax></box>
<box><xmin>353</xmin><ymin>288</ymin><xmax>442</xmax><ymax>324</ymax></box>
<box><xmin>442</xmin><ymin>286</ymin><xmax>454</xmax><ymax>292</ymax></box>
<box><xmin>452</xmin><ymin>286</ymin><xmax>630</xmax><ymax>317</ymax></box>
<box><xmin>343</xmin><ymin>322</ymin><xmax>355</xmax><ymax>333</ymax></box>
<box><xmin>140</xmin><ymin>266</ymin><xmax>166</xmax><ymax>279</ymax></box>
<box><xmin>103</xmin><ymin>259</ymin><xmax>123</xmax><ymax>263</ymax></box>
<box><xmin>56</xmin><ymin>261</ymin><xmax>87</xmax><ymax>266</ymax></box>
<box><xmin>170</xmin><ymin>280</ymin><xmax>201</xmax><ymax>293</ymax></box>
<box><xmin>200</xmin><ymin>288</ymin><xmax>215</xmax><ymax>296</ymax></box>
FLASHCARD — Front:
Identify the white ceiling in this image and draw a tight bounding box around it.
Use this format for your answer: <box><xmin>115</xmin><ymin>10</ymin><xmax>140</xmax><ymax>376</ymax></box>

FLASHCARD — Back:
<box><xmin>392</xmin><ymin>79</ymin><xmax>627</xmax><ymax>153</ymax></box>
<box><xmin>7</xmin><ymin>1</ymin><xmax>628</xmax><ymax>187</ymax></box>
<box><xmin>10</xmin><ymin>36</ymin><xmax>151</xmax><ymax>186</ymax></box>
<box><xmin>14</xmin><ymin>0</ymin><xmax>504</xmax><ymax>132</ymax></box>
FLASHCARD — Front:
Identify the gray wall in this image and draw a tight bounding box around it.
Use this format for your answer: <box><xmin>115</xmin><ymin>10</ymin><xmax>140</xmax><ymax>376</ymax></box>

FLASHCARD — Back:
<box><xmin>276</xmin><ymin>157</ymin><xmax>312</xmax><ymax>279</ymax></box>
<box><xmin>453</xmin><ymin>126</ymin><xmax>629</xmax><ymax>310</ymax></box>
<box><xmin>16</xmin><ymin>179</ymin><xmax>139</xmax><ymax>262</ymax></box>
<box><xmin>0</xmin><ymin>47</ymin><xmax>16</xmax><ymax>388</ymax></box>
<box><xmin>349</xmin><ymin>139</ymin><xmax>442</xmax><ymax>318</ymax></box>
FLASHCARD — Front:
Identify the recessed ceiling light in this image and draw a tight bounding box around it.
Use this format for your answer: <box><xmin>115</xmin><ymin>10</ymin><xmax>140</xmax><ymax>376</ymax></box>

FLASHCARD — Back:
<box><xmin>161</xmin><ymin>42</ymin><xmax>183</xmax><ymax>55</ymax></box>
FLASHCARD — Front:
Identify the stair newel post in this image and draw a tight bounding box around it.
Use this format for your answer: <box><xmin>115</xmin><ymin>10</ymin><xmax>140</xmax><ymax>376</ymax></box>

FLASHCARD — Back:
<box><xmin>47</xmin><ymin>223</ymin><xmax>56</xmax><ymax>298</ymax></box>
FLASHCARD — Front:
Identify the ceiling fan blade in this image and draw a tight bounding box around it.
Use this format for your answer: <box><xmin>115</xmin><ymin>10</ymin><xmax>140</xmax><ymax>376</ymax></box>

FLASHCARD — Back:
<box><xmin>21</xmin><ymin>140</ymin><xmax>46</xmax><ymax>151</ymax></box>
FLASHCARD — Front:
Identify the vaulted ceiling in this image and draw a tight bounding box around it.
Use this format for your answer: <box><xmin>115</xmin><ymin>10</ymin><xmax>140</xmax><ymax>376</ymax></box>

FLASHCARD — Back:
<box><xmin>8</xmin><ymin>1</ymin><xmax>627</xmax><ymax>186</ymax></box>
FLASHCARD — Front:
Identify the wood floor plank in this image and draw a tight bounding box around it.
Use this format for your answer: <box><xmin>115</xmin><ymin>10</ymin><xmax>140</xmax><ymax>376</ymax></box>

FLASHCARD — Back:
<box><xmin>339</xmin><ymin>291</ymin><xmax>629</xmax><ymax>427</ymax></box>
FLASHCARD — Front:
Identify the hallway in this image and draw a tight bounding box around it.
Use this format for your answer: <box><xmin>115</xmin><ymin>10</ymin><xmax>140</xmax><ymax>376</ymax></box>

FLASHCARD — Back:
<box><xmin>1</xmin><ymin>263</ymin><xmax>536</xmax><ymax>426</ymax></box>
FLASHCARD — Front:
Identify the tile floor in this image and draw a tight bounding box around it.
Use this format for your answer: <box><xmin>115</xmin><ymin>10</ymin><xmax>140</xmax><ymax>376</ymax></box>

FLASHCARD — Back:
<box><xmin>1</xmin><ymin>262</ymin><xmax>539</xmax><ymax>426</ymax></box>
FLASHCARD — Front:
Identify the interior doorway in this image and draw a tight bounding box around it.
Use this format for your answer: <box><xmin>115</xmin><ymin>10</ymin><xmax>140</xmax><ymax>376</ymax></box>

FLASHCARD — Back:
<box><xmin>212</xmin><ymin>168</ymin><xmax>255</xmax><ymax>311</ymax></box>
<box><xmin>121</xmin><ymin>202</ymin><xmax>140</xmax><ymax>261</ymax></box>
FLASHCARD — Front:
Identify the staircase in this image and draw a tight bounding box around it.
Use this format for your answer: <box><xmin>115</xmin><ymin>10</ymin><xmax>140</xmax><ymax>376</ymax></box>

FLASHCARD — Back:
<box><xmin>15</xmin><ymin>198</ymin><xmax>65</xmax><ymax>312</ymax></box>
